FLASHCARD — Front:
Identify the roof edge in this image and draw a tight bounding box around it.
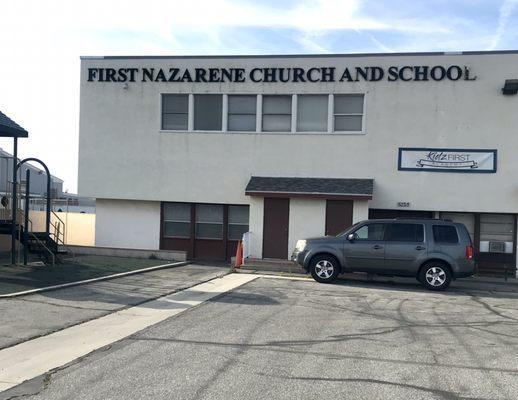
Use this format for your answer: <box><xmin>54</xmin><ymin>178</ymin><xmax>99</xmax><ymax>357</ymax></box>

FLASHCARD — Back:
<box><xmin>80</xmin><ymin>49</ymin><xmax>518</xmax><ymax>61</ymax></box>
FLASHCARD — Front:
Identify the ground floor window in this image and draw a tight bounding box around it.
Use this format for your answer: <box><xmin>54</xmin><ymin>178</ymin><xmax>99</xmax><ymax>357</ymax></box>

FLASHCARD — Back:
<box><xmin>195</xmin><ymin>204</ymin><xmax>223</xmax><ymax>240</ymax></box>
<box><xmin>228</xmin><ymin>205</ymin><xmax>250</xmax><ymax>240</ymax></box>
<box><xmin>163</xmin><ymin>202</ymin><xmax>191</xmax><ymax>238</ymax></box>
<box><xmin>161</xmin><ymin>202</ymin><xmax>249</xmax><ymax>260</ymax></box>
<box><xmin>479</xmin><ymin>213</ymin><xmax>515</xmax><ymax>254</ymax></box>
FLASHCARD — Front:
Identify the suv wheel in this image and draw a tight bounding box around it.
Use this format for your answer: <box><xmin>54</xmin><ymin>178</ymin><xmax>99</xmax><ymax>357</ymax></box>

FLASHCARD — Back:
<box><xmin>419</xmin><ymin>262</ymin><xmax>452</xmax><ymax>291</ymax></box>
<box><xmin>310</xmin><ymin>255</ymin><xmax>340</xmax><ymax>283</ymax></box>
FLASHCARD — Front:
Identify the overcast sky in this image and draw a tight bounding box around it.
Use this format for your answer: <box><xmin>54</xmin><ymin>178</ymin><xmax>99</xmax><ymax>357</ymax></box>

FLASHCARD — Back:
<box><xmin>0</xmin><ymin>0</ymin><xmax>517</xmax><ymax>193</ymax></box>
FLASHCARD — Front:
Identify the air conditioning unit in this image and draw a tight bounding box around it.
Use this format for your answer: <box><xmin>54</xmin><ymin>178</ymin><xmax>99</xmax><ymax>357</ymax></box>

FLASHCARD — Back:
<box><xmin>489</xmin><ymin>241</ymin><xmax>505</xmax><ymax>253</ymax></box>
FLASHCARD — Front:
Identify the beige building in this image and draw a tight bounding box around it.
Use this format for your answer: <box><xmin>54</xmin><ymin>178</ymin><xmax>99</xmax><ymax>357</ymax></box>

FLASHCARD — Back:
<box><xmin>79</xmin><ymin>51</ymin><xmax>518</xmax><ymax>276</ymax></box>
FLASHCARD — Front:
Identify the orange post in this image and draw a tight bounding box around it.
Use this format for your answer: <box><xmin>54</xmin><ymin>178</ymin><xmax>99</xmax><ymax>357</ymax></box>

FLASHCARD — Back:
<box><xmin>235</xmin><ymin>241</ymin><xmax>243</xmax><ymax>268</ymax></box>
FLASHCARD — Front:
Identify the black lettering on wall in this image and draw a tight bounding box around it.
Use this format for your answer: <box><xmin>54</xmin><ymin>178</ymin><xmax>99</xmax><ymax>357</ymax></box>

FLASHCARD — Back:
<box><xmin>413</xmin><ymin>66</ymin><xmax>429</xmax><ymax>81</ymax></box>
<box><xmin>168</xmin><ymin>68</ymin><xmax>180</xmax><ymax>82</ymax></box>
<box><xmin>293</xmin><ymin>68</ymin><xmax>306</xmax><ymax>82</ymax></box>
<box><xmin>278</xmin><ymin>68</ymin><xmax>291</xmax><ymax>83</ymax></box>
<box><xmin>195</xmin><ymin>68</ymin><xmax>207</xmax><ymax>82</ymax></box>
<box><xmin>117</xmin><ymin>68</ymin><xmax>128</xmax><ymax>82</ymax></box>
<box><xmin>180</xmin><ymin>69</ymin><xmax>193</xmax><ymax>82</ymax></box>
<box><xmin>369</xmin><ymin>67</ymin><xmax>384</xmax><ymax>81</ymax></box>
<box><xmin>155</xmin><ymin>69</ymin><xmax>167</xmax><ymax>82</ymax></box>
<box><xmin>127</xmin><ymin>68</ymin><xmax>139</xmax><ymax>82</ymax></box>
<box><xmin>250</xmin><ymin>68</ymin><xmax>262</xmax><ymax>82</ymax></box>
<box><xmin>446</xmin><ymin>65</ymin><xmax>462</xmax><ymax>81</ymax></box>
<box><xmin>234</xmin><ymin>68</ymin><xmax>246</xmax><ymax>82</ymax></box>
<box><xmin>354</xmin><ymin>67</ymin><xmax>368</xmax><ymax>81</ymax></box>
<box><xmin>142</xmin><ymin>68</ymin><xmax>154</xmax><ymax>82</ymax></box>
<box><xmin>387</xmin><ymin>66</ymin><xmax>399</xmax><ymax>81</ymax></box>
<box><xmin>398</xmin><ymin>66</ymin><xmax>412</xmax><ymax>81</ymax></box>
<box><xmin>221</xmin><ymin>68</ymin><xmax>233</xmax><ymax>82</ymax></box>
<box><xmin>430</xmin><ymin>66</ymin><xmax>446</xmax><ymax>81</ymax></box>
<box><xmin>87</xmin><ymin>68</ymin><xmax>98</xmax><ymax>82</ymax></box>
<box><xmin>339</xmin><ymin>68</ymin><xmax>353</xmax><ymax>82</ymax></box>
<box><xmin>321</xmin><ymin>67</ymin><xmax>335</xmax><ymax>82</ymax></box>
<box><xmin>307</xmin><ymin>67</ymin><xmax>320</xmax><ymax>82</ymax></box>
<box><xmin>263</xmin><ymin>68</ymin><xmax>278</xmax><ymax>83</ymax></box>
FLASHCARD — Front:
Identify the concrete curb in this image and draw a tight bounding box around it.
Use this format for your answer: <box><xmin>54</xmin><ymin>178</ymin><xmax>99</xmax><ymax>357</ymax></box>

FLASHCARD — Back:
<box><xmin>0</xmin><ymin>261</ymin><xmax>190</xmax><ymax>299</ymax></box>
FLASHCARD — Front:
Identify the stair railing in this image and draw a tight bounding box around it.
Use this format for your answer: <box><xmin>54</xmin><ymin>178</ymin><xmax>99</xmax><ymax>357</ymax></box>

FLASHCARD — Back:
<box><xmin>51</xmin><ymin>210</ymin><xmax>75</xmax><ymax>259</ymax></box>
<box><xmin>28</xmin><ymin>231</ymin><xmax>56</xmax><ymax>266</ymax></box>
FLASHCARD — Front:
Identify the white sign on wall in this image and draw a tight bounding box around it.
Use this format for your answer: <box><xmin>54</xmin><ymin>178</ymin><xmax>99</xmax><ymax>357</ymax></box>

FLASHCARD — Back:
<box><xmin>398</xmin><ymin>148</ymin><xmax>497</xmax><ymax>173</ymax></box>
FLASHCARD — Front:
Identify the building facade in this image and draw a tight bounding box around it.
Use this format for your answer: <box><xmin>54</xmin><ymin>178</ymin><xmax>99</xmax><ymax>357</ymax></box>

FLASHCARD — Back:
<box><xmin>79</xmin><ymin>51</ymin><xmax>518</xmax><ymax>276</ymax></box>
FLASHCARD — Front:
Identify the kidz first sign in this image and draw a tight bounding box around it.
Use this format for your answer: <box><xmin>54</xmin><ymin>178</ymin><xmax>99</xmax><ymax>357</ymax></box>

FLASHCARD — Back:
<box><xmin>86</xmin><ymin>65</ymin><xmax>477</xmax><ymax>84</ymax></box>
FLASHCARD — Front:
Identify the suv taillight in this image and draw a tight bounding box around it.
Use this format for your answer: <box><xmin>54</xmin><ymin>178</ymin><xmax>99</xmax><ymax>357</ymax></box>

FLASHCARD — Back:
<box><xmin>466</xmin><ymin>245</ymin><xmax>473</xmax><ymax>260</ymax></box>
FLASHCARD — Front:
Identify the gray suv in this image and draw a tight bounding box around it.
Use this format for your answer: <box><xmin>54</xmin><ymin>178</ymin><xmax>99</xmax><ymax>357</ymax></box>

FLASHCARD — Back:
<box><xmin>292</xmin><ymin>219</ymin><xmax>475</xmax><ymax>290</ymax></box>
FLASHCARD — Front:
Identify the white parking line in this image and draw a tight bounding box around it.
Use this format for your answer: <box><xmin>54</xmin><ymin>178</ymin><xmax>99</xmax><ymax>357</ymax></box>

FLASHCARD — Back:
<box><xmin>0</xmin><ymin>273</ymin><xmax>258</xmax><ymax>393</ymax></box>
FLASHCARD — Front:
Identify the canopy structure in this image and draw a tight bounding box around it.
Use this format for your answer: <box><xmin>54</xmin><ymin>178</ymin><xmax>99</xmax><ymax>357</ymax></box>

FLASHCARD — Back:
<box><xmin>0</xmin><ymin>110</ymin><xmax>29</xmax><ymax>138</ymax></box>
<box><xmin>245</xmin><ymin>176</ymin><xmax>374</xmax><ymax>200</ymax></box>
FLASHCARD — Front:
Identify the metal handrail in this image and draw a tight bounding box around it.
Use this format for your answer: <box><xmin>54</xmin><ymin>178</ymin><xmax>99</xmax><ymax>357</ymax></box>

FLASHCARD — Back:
<box><xmin>28</xmin><ymin>231</ymin><xmax>55</xmax><ymax>266</ymax></box>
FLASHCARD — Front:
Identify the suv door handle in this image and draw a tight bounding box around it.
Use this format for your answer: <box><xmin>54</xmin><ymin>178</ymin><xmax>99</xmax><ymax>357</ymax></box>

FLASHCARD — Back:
<box><xmin>415</xmin><ymin>245</ymin><xmax>426</xmax><ymax>250</ymax></box>
<box><xmin>373</xmin><ymin>245</ymin><xmax>383</xmax><ymax>250</ymax></box>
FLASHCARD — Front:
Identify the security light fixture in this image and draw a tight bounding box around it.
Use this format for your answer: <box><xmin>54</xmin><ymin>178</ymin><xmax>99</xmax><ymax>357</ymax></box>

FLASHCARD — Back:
<box><xmin>502</xmin><ymin>79</ymin><xmax>518</xmax><ymax>95</ymax></box>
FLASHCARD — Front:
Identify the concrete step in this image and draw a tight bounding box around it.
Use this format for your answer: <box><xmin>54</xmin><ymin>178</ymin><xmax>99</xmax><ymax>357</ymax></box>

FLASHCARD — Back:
<box><xmin>240</xmin><ymin>258</ymin><xmax>304</xmax><ymax>273</ymax></box>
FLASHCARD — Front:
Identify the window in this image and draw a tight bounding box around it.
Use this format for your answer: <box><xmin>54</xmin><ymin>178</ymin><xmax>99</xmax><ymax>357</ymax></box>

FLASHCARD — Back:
<box><xmin>163</xmin><ymin>203</ymin><xmax>191</xmax><ymax>238</ymax></box>
<box><xmin>386</xmin><ymin>223</ymin><xmax>424</xmax><ymax>242</ymax></box>
<box><xmin>262</xmin><ymin>95</ymin><xmax>291</xmax><ymax>132</ymax></box>
<box><xmin>228</xmin><ymin>95</ymin><xmax>256</xmax><ymax>131</ymax></box>
<box><xmin>440</xmin><ymin>212</ymin><xmax>474</xmax><ymax>241</ymax></box>
<box><xmin>334</xmin><ymin>94</ymin><xmax>364</xmax><ymax>132</ymax></box>
<box><xmin>162</xmin><ymin>94</ymin><xmax>188</xmax><ymax>130</ymax></box>
<box><xmin>353</xmin><ymin>223</ymin><xmax>385</xmax><ymax>241</ymax></box>
<box><xmin>195</xmin><ymin>204</ymin><xmax>223</xmax><ymax>239</ymax></box>
<box><xmin>479</xmin><ymin>214</ymin><xmax>515</xmax><ymax>253</ymax></box>
<box><xmin>297</xmin><ymin>95</ymin><xmax>328</xmax><ymax>132</ymax></box>
<box><xmin>433</xmin><ymin>225</ymin><xmax>458</xmax><ymax>244</ymax></box>
<box><xmin>228</xmin><ymin>205</ymin><xmax>249</xmax><ymax>240</ymax></box>
<box><xmin>194</xmin><ymin>94</ymin><xmax>222</xmax><ymax>131</ymax></box>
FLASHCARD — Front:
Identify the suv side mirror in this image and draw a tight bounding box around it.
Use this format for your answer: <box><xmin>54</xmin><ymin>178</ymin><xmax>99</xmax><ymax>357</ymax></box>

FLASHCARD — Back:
<box><xmin>347</xmin><ymin>233</ymin><xmax>356</xmax><ymax>242</ymax></box>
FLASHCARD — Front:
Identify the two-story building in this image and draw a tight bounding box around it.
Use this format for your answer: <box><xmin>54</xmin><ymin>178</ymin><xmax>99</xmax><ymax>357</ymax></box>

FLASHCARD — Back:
<box><xmin>78</xmin><ymin>51</ymin><xmax>518</xmax><ymax>276</ymax></box>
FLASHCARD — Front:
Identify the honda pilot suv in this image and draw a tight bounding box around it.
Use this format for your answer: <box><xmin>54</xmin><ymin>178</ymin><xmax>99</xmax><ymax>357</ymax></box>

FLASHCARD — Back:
<box><xmin>292</xmin><ymin>219</ymin><xmax>475</xmax><ymax>290</ymax></box>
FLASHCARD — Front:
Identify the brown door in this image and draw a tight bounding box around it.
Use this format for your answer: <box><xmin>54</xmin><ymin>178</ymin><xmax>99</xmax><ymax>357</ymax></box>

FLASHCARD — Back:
<box><xmin>263</xmin><ymin>198</ymin><xmax>290</xmax><ymax>259</ymax></box>
<box><xmin>325</xmin><ymin>200</ymin><xmax>353</xmax><ymax>236</ymax></box>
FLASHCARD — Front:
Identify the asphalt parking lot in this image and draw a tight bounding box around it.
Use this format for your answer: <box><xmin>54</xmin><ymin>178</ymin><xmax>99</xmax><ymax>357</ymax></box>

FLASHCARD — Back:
<box><xmin>0</xmin><ymin>263</ymin><xmax>228</xmax><ymax>349</ymax></box>
<box><xmin>5</xmin><ymin>275</ymin><xmax>518</xmax><ymax>400</ymax></box>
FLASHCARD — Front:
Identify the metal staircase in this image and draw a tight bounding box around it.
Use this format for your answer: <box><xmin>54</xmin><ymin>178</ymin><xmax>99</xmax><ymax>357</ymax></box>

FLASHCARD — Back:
<box><xmin>1</xmin><ymin>207</ymin><xmax>71</xmax><ymax>266</ymax></box>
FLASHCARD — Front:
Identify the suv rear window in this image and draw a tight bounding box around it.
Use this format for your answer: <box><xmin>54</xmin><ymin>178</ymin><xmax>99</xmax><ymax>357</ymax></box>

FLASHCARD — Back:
<box><xmin>386</xmin><ymin>223</ymin><xmax>424</xmax><ymax>242</ymax></box>
<box><xmin>433</xmin><ymin>225</ymin><xmax>459</xmax><ymax>243</ymax></box>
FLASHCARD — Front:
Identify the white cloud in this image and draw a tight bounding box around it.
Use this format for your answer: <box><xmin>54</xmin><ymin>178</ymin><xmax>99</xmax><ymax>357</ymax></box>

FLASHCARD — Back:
<box><xmin>489</xmin><ymin>0</ymin><xmax>518</xmax><ymax>50</ymax></box>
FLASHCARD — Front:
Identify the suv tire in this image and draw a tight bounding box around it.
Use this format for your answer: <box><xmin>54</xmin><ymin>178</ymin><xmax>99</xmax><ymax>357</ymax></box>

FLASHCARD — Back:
<box><xmin>419</xmin><ymin>261</ymin><xmax>452</xmax><ymax>291</ymax></box>
<box><xmin>310</xmin><ymin>254</ymin><xmax>340</xmax><ymax>283</ymax></box>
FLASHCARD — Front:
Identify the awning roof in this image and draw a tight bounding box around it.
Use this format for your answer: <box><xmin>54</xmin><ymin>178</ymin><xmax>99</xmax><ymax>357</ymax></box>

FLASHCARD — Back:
<box><xmin>245</xmin><ymin>176</ymin><xmax>374</xmax><ymax>200</ymax></box>
<box><xmin>0</xmin><ymin>110</ymin><xmax>28</xmax><ymax>138</ymax></box>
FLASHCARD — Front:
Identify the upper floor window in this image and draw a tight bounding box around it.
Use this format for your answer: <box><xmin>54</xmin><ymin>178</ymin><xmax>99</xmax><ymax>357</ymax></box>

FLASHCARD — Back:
<box><xmin>262</xmin><ymin>95</ymin><xmax>291</xmax><ymax>132</ymax></box>
<box><xmin>194</xmin><ymin>94</ymin><xmax>222</xmax><ymax>131</ymax></box>
<box><xmin>162</xmin><ymin>94</ymin><xmax>188</xmax><ymax>130</ymax></box>
<box><xmin>228</xmin><ymin>95</ymin><xmax>256</xmax><ymax>131</ymax></box>
<box><xmin>297</xmin><ymin>95</ymin><xmax>328</xmax><ymax>132</ymax></box>
<box><xmin>334</xmin><ymin>94</ymin><xmax>364</xmax><ymax>132</ymax></box>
